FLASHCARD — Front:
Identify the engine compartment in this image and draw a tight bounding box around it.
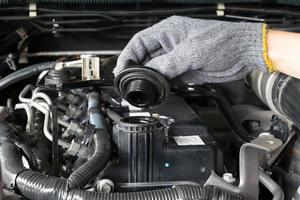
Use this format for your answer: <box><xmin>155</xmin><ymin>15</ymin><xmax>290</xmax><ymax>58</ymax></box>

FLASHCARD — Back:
<box><xmin>1</xmin><ymin>2</ymin><xmax>300</xmax><ymax>200</ymax></box>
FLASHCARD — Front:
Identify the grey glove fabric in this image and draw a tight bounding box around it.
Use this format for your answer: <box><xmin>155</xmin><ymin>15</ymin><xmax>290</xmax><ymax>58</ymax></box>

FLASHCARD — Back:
<box><xmin>114</xmin><ymin>16</ymin><xmax>268</xmax><ymax>84</ymax></box>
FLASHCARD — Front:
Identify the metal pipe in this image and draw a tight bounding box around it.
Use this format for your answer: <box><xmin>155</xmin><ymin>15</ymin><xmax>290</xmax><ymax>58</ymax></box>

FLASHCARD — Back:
<box><xmin>259</xmin><ymin>170</ymin><xmax>284</xmax><ymax>200</ymax></box>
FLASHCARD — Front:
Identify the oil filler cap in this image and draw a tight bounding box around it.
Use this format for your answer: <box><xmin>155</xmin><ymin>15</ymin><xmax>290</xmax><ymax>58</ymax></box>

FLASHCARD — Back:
<box><xmin>114</xmin><ymin>66</ymin><xmax>169</xmax><ymax>108</ymax></box>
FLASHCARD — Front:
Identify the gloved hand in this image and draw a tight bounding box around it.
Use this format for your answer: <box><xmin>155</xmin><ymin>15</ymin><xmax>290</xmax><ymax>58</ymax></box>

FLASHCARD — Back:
<box><xmin>114</xmin><ymin>16</ymin><xmax>270</xmax><ymax>84</ymax></box>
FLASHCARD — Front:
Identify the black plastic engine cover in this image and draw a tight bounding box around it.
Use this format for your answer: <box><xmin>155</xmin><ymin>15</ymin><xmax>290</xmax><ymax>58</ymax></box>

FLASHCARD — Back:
<box><xmin>102</xmin><ymin>96</ymin><xmax>224</xmax><ymax>186</ymax></box>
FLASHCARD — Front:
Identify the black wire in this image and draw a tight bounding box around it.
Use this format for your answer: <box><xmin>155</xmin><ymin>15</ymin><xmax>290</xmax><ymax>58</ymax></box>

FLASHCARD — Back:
<box><xmin>0</xmin><ymin>7</ymin><xmax>28</xmax><ymax>11</ymax></box>
<box><xmin>29</xmin><ymin>21</ymin><xmax>149</xmax><ymax>32</ymax></box>
<box><xmin>226</xmin><ymin>6</ymin><xmax>300</xmax><ymax>17</ymax></box>
<box><xmin>0</xmin><ymin>13</ymin><xmax>118</xmax><ymax>21</ymax></box>
<box><xmin>35</xmin><ymin>19</ymin><xmax>109</xmax><ymax>25</ymax></box>
<box><xmin>172</xmin><ymin>86</ymin><xmax>252</xmax><ymax>150</ymax></box>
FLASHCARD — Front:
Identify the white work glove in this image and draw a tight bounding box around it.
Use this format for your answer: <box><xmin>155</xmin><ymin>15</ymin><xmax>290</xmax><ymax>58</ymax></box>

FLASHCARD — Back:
<box><xmin>114</xmin><ymin>16</ymin><xmax>268</xmax><ymax>84</ymax></box>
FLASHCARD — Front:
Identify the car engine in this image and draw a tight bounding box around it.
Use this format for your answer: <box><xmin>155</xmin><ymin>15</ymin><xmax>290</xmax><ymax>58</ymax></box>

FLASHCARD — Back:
<box><xmin>0</xmin><ymin>1</ymin><xmax>300</xmax><ymax>200</ymax></box>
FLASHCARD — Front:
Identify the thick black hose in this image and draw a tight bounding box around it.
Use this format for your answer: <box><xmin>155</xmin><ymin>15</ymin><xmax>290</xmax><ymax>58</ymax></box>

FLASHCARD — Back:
<box><xmin>0</xmin><ymin>140</ymin><xmax>242</xmax><ymax>200</ymax></box>
<box><xmin>174</xmin><ymin>87</ymin><xmax>251</xmax><ymax>148</ymax></box>
<box><xmin>66</xmin><ymin>92</ymin><xmax>112</xmax><ymax>189</ymax></box>
<box><xmin>15</xmin><ymin>168</ymin><xmax>243</xmax><ymax>200</ymax></box>
<box><xmin>201</xmin><ymin>91</ymin><xmax>251</xmax><ymax>142</ymax></box>
<box><xmin>187</xmin><ymin>93</ymin><xmax>247</xmax><ymax>149</ymax></box>
<box><xmin>66</xmin><ymin>185</ymin><xmax>243</xmax><ymax>200</ymax></box>
<box><xmin>12</xmin><ymin>139</ymin><xmax>39</xmax><ymax>170</ymax></box>
<box><xmin>0</xmin><ymin>121</ymin><xmax>38</xmax><ymax>170</ymax></box>
<box><xmin>67</xmin><ymin>129</ymin><xmax>111</xmax><ymax>188</ymax></box>
<box><xmin>0</xmin><ymin>123</ymin><xmax>242</xmax><ymax>200</ymax></box>
<box><xmin>0</xmin><ymin>141</ymin><xmax>26</xmax><ymax>188</ymax></box>
<box><xmin>0</xmin><ymin>62</ymin><xmax>55</xmax><ymax>91</ymax></box>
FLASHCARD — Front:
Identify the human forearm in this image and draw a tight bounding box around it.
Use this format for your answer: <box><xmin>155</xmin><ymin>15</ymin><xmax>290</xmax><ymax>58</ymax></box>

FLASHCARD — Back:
<box><xmin>268</xmin><ymin>29</ymin><xmax>300</xmax><ymax>79</ymax></box>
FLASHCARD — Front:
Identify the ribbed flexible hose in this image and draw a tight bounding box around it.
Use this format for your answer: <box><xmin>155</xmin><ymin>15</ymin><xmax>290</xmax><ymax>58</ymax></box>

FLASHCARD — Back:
<box><xmin>15</xmin><ymin>167</ymin><xmax>243</xmax><ymax>200</ymax></box>
<box><xmin>0</xmin><ymin>141</ymin><xmax>242</xmax><ymax>200</ymax></box>
<box><xmin>0</xmin><ymin>121</ymin><xmax>38</xmax><ymax>170</ymax></box>
<box><xmin>66</xmin><ymin>185</ymin><xmax>243</xmax><ymax>200</ymax></box>
<box><xmin>0</xmin><ymin>91</ymin><xmax>242</xmax><ymax>200</ymax></box>
<box><xmin>0</xmin><ymin>122</ymin><xmax>242</xmax><ymax>200</ymax></box>
<box><xmin>0</xmin><ymin>141</ymin><xmax>27</xmax><ymax>188</ymax></box>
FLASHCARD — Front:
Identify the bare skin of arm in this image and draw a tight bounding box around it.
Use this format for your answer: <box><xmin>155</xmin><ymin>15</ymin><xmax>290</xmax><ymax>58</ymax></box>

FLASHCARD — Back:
<box><xmin>268</xmin><ymin>30</ymin><xmax>300</xmax><ymax>79</ymax></box>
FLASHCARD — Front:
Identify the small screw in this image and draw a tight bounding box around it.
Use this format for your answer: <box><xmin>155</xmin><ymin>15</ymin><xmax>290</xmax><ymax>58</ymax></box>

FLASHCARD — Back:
<box><xmin>96</xmin><ymin>179</ymin><xmax>114</xmax><ymax>193</ymax></box>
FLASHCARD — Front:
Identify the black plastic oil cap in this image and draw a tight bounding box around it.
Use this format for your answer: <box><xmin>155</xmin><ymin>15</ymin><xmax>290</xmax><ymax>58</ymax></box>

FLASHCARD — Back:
<box><xmin>114</xmin><ymin>66</ymin><xmax>169</xmax><ymax>108</ymax></box>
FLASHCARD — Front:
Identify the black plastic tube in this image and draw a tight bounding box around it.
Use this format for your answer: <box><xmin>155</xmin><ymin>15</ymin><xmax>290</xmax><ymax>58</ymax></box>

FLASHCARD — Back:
<box><xmin>173</xmin><ymin>87</ymin><xmax>251</xmax><ymax>148</ymax></box>
<box><xmin>0</xmin><ymin>141</ymin><xmax>27</xmax><ymax>188</ymax></box>
<box><xmin>12</xmin><ymin>139</ymin><xmax>39</xmax><ymax>170</ymax></box>
<box><xmin>0</xmin><ymin>62</ymin><xmax>55</xmax><ymax>91</ymax></box>
<box><xmin>0</xmin><ymin>121</ymin><xmax>38</xmax><ymax>170</ymax></box>
<box><xmin>67</xmin><ymin>129</ymin><xmax>111</xmax><ymax>188</ymax></box>
<box><xmin>67</xmin><ymin>92</ymin><xmax>111</xmax><ymax>189</ymax></box>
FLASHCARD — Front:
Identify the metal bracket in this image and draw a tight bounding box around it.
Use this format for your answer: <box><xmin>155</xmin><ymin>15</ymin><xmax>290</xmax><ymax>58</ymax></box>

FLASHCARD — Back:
<box><xmin>205</xmin><ymin>134</ymin><xmax>282</xmax><ymax>200</ymax></box>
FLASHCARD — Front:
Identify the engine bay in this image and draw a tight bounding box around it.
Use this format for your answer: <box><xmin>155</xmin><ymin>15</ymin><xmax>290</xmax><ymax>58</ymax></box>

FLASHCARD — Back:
<box><xmin>1</xmin><ymin>1</ymin><xmax>300</xmax><ymax>200</ymax></box>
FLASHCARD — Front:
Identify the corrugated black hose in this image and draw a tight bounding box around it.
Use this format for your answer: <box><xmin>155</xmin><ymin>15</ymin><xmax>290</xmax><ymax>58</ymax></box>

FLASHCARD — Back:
<box><xmin>0</xmin><ymin>140</ymin><xmax>243</xmax><ymax>200</ymax></box>
<box><xmin>0</xmin><ymin>121</ymin><xmax>38</xmax><ymax>170</ymax></box>
<box><xmin>0</xmin><ymin>93</ymin><xmax>242</xmax><ymax>200</ymax></box>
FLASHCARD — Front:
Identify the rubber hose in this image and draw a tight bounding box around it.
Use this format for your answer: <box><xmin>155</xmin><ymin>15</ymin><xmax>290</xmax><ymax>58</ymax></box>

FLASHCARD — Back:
<box><xmin>0</xmin><ymin>141</ymin><xmax>26</xmax><ymax>188</ymax></box>
<box><xmin>192</xmin><ymin>92</ymin><xmax>247</xmax><ymax>149</ymax></box>
<box><xmin>0</xmin><ymin>62</ymin><xmax>55</xmax><ymax>91</ymax></box>
<box><xmin>66</xmin><ymin>92</ymin><xmax>112</xmax><ymax>189</ymax></box>
<box><xmin>66</xmin><ymin>185</ymin><xmax>243</xmax><ymax>200</ymax></box>
<box><xmin>12</xmin><ymin>139</ymin><xmax>39</xmax><ymax>170</ymax></box>
<box><xmin>0</xmin><ymin>119</ymin><xmax>242</xmax><ymax>200</ymax></box>
<box><xmin>15</xmin><ymin>168</ymin><xmax>243</xmax><ymax>200</ymax></box>
<box><xmin>201</xmin><ymin>91</ymin><xmax>251</xmax><ymax>142</ymax></box>
<box><xmin>67</xmin><ymin>129</ymin><xmax>111</xmax><ymax>188</ymax></box>
<box><xmin>177</xmin><ymin>89</ymin><xmax>251</xmax><ymax>148</ymax></box>
<box><xmin>0</xmin><ymin>121</ymin><xmax>38</xmax><ymax>170</ymax></box>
